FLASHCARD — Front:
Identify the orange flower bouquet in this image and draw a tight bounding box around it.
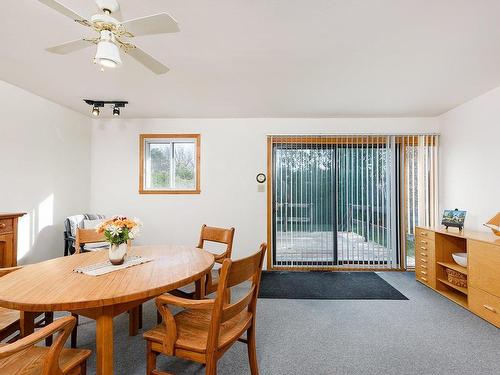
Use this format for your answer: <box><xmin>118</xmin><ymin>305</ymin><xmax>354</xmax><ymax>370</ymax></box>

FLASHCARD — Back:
<box><xmin>97</xmin><ymin>216</ymin><xmax>142</xmax><ymax>265</ymax></box>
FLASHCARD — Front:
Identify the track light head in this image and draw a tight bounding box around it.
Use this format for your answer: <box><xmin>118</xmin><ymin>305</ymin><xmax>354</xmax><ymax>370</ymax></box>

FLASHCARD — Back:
<box><xmin>84</xmin><ymin>99</ymin><xmax>128</xmax><ymax>117</ymax></box>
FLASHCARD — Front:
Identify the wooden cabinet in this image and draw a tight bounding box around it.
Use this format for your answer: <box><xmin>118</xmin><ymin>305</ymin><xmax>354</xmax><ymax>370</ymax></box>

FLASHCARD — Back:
<box><xmin>415</xmin><ymin>226</ymin><xmax>500</xmax><ymax>328</ymax></box>
<box><xmin>468</xmin><ymin>240</ymin><xmax>500</xmax><ymax>297</ymax></box>
<box><xmin>0</xmin><ymin>213</ymin><xmax>25</xmax><ymax>267</ymax></box>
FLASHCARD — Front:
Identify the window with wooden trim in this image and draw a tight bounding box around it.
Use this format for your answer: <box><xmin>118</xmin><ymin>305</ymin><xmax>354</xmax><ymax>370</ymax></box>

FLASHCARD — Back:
<box><xmin>139</xmin><ymin>134</ymin><xmax>200</xmax><ymax>194</ymax></box>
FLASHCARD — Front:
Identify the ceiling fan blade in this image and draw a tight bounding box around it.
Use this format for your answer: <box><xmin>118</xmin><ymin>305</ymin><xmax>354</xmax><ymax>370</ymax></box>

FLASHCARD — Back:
<box><xmin>46</xmin><ymin>39</ymin><xmax>94</xmax><ymax>54</ymax></box>
<box><xmin>124</xmin><ymin>45</ymin><xmax>169</xmax><ymax>74</ymax></box>
<box><xmin>38</xmin><ymin>0</ymin><xmax>90</xmax><ymax>26</ymax></box>
<box><xmin>121</xmin><ymin>13</ymin><xmax>179</xmax><ymax>37</ymax></box>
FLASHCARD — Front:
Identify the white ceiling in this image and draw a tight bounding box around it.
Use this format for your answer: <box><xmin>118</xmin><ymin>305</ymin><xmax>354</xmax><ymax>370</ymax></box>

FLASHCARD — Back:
<box><xmin>2</xmin><ymin>0</ymin><xmax>500</xmax><ymax>118</ymax></box>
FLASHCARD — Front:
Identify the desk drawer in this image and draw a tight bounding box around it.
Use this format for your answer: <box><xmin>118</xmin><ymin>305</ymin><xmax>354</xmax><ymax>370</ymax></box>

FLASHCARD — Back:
<box><xmin>416</xmin><ymin>274</ymin><xmax>430</xmax><ymax>285</ymax></box>
<box><xmin>415</xmin><ymin>260</ymin><xmax>434</xmax><ymax>285</ymax></box>
<box><xmin>415</xmin><ymin>228</ymin><xmax>435</xmax><ymax>240</ymax></box>
<box><xmin>469</xmin><ymin>286</ymin><xmax>500</xmax><ymax>328</ymax></box>
<box><xmin>416</xmin><ymin>238</ymin><xmax>435</xmax><ymax>250</ymax></box>
<box><xmin>0</xmin><ymin>219</ymin><xmax>13</xmax><ymax>235</ymax></box>
<box><xmin>417</xmin><ymin>248</ymin><xmax>430</xmax><ymax>259</ymax></box>
<box><xmin>469</xmin><ymin>240</ymin><xmax>500</xmax><ymax>297</ymax></box>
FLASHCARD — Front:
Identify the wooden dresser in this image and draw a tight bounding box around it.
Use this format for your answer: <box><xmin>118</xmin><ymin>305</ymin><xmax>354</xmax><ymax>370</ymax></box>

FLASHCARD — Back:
<box><xmin>415</xmin><ymin>226</ymin><xmax>500</xmax><ymax>328</ymax></box>
<box><xmin>0</xmin><ymin>213</ymin><xmax>25</xmax><ymax>267</ymax></box>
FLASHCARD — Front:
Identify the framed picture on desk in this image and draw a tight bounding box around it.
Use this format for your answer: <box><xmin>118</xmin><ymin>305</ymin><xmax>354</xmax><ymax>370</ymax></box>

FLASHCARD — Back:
<box><xmin>441</xmin><ymin>209</ymin><xmax>466</xmax><ymax>230</ymax></box>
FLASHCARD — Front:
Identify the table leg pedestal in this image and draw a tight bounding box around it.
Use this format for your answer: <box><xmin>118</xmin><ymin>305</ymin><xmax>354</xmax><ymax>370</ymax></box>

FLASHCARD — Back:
<box><xmin>129</xmin><ymin>306</ymin><xmax>140</xmax><ymax>336</ymax></box>
<box><xmin>20</xmin><ymin>311</ymin><xmax>36</xmax><ymax>337</ymax></box>
<box><xmin>96</xmin><ymin>309</ymin><xmax>114</xmax><ymax>375</ymax></box>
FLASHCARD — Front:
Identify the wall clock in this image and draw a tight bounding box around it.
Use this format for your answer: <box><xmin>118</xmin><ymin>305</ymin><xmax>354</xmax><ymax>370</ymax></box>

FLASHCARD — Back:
<box><xmin>256</xmin><ymin>173</ymin><xmax>266</xmax><ymax>183</ymax></box>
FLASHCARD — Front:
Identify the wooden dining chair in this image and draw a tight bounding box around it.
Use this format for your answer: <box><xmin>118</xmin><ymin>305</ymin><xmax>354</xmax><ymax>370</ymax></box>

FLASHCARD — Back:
<box><xmin>72</xmin><ymin>228</ymin><xmax>142</xmax><ymax>347</ymax></box>
<box><xmin>158</xmin><ymin>225</ymin><xmax>235</xmax><ymax>324</ymax></box>
<box><xmin>0</xmin><ymin>267</ymin><xmax>54</xmax><ymax>345</ymax></box>
<box><xmin>144</xmin><ymin>243</ymin><xmax>267</xmax><ymax>375</ymax></box>
<box><xmin>0</xmin><ymin>315</ymin><xmax>91</xmax><ymax>374</ymax></box>
<box><xmin>171</xmin><ymin>225</ymin><xmax>235</xmax><ymax>298</ymax></box>
<box><xmin>71</xmin><ymin>228</ymin><xmax>106</xmax><ymax>348</ymax></box>
<box><xmin>199</xmin><ymin>225</ymin><xmax>236</xmax><ymax>296</ymax></box>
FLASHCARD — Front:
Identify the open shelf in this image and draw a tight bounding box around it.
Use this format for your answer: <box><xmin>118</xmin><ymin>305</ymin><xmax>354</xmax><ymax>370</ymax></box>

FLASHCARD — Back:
<box><xmin>437</xmin><ymin>261</ymin><xmax>467</xmax><ymax>275</ymax></box>
<box><xmin>436</xmin><ymin>288</ymin><xmax>468</xmax><ymax>309</ymax></box>
<box><xmin>437</xmin><ymin>278</ymin><xmax>468</xmax><ymax>295</ymax></box>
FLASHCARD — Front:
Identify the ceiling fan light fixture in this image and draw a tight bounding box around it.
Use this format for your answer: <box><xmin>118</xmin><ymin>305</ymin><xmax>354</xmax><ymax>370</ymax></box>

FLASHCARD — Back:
<box><xmin>113</xmin><ymin>106</ymin><xmax>120</xmax><ymax>116</ymax></box>
<box><xmin>95</xmin><ymin>40</ymin><xmax>122</xmax><ymax>68</ymax></box>
<box><xmin>92</xmin><ymin>106</ymin><xmax>100</xmax><ymax>116</ymax></box>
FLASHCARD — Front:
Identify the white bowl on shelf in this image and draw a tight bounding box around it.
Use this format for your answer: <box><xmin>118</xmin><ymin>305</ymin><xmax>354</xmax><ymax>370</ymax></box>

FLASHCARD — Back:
<box><xmin>452</xmin><ymin>252</ymin><xmax>467</xmax><ymax>267</ymax></box>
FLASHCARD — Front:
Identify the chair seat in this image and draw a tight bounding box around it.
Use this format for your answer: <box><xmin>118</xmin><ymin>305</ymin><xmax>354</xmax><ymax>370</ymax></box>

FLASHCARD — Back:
<box><xmin>0</xmin><ymin>345</ymin><xmax>91</xmax><ymax>374</ymax></box>
<box><xmin>83</xmin><ymin>242</ymin><xmax>109</xmax><ymax>251</ymax></box>
<box><xmin>144</xmin><ymin>309</ymin><xmax>252</xmax><ymax>353</ymax></box>
<box><xmin>0</xmin><ymin>307</ymin><xmax>19</xmax><ymax>332</ymax></box>
<box><xmin>175</xmin><ymin>269</ymin><xmax>220</xmax><ymax>296</ymax></box>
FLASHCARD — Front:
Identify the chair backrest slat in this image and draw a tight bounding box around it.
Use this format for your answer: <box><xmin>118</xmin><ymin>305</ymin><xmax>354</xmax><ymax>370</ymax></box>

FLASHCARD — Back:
<box><xmin>221</xmin><ymin>285</ymin><xmax>256</xmax><ymax>322</ymax></box>
<box><xmin>225</xmin><ymin>252</ymin><xmax>263</xmax><ymax>288</ymax></box>
<box><xmin>75</xmin><ymin>229</ymin><xmax>106</xmax><ymax>254</ymax></box>
<box><xmin>0</xmin><ymin>266</ymin><xmax>22</xmax><ymax>278</ymax></box>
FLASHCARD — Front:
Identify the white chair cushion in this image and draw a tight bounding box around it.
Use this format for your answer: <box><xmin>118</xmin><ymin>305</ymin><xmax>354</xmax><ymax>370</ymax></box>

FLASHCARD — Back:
<box><xmin>83</xmin><ymin>242</ymin><xmax>109</xmax><ymax>251</ymax></box>
<box><xmin>83</xmin><ymin>219</ymin><xmax>104</xmax><ymax>229</ymax></box>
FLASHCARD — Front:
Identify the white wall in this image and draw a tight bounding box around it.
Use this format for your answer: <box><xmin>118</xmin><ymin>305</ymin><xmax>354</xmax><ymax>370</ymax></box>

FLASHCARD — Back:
<box><xmin>439</xmin><ymin>87</ymin><xmax>500</xmax><ymax>231</ymax></box>
<box><xmin>0</xmin><ymin>81</ymin><xmax>91</xmax><ymax>264</ymax></box>
<box><xmin>90</xmin><ymin>117</ymin><xmax>438</xmax><ymax>261</ymax></box>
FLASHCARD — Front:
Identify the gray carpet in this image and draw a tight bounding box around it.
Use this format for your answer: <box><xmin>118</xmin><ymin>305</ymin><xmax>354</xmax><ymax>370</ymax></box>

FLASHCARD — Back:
<box><xmin>68</xmin><ymin>272</ymin><xmax>500</xmax><ymax>374</ymax></box>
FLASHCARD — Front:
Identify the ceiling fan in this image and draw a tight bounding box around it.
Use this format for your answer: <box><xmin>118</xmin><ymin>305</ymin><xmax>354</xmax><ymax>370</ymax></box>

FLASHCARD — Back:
<box><xmin>39</xmin><ymin>0</ymin><xmax>179</xmax><ymax>74</ymax></box>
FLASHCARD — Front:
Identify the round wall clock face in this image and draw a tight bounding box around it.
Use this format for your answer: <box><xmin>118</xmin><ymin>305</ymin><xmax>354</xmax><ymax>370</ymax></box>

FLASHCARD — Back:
<box><xmin>256</xmin><ymin>173</ymin><xmax>266</xmax><ymax>183</ymax></box>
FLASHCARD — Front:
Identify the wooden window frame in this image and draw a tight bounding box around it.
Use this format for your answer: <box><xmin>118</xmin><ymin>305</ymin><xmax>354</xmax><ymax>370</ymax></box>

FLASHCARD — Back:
<box><xmin>139</xmin><ymin>134</ymin><xmax>201</xmax><ymax>194</ymax></box>
<box><xmin>266</xmin><ymin>135</ymin><xmax>438</xmax><ymax>271</ymax></box>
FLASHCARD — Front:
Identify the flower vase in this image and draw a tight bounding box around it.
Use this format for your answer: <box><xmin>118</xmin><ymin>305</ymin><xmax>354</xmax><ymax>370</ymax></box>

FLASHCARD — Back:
<box><xmin>109</xmin><ymin>243</ymin><xmax>127</xmax><ymax>265</ymax></box>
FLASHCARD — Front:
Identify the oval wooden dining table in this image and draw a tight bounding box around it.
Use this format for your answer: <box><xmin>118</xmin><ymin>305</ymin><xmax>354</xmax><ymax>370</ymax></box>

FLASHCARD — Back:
<box><xmin>0</xmin><ymin>245</ymin><xmax>214</xmax><ymax>375</ymax></box>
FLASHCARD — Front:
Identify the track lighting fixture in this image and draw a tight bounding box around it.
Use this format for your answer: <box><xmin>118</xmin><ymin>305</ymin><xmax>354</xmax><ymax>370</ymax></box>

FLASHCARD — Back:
<box><xmin>84</xmin><ymin>99</ymin><xmax>128</xmax><ymax>117</ymax></box>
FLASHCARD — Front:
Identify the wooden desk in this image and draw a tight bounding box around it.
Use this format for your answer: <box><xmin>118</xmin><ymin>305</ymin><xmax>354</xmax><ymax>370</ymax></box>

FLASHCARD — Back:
<box><xmin>0</xmin><ymin>245</ymin><xmax>214</xmax><ymax>375</ymax></box>
<box><xmin>0</xmin><ymin>212</ymin><xmax>25</xmax><ymax>267</ymax></box>
<box><xmin>415</xmin><ymin>226</ymin><xmax>500</xmax><ymax>328</ymax></box>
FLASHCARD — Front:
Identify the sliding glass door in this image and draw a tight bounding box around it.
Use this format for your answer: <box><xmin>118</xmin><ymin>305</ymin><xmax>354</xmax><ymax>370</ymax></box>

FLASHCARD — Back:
<box><xmin>272</xmin><ymin>143</ymin><xmax>337</xmax><ymax>266</ymax></box>
<box><xmin>269</xmin><ymin>135</ymin><xmax>438</xmax><ymax>270</ymax></box>
<box><xmin>336</xmin><ymin>142</ymin><xmax>400</xmax><ymax>267</ymax></box>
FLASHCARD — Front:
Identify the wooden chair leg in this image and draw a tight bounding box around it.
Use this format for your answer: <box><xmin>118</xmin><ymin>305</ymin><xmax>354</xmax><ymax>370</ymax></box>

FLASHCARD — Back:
<box><xmin>146</xmin><ymin>341</ymin><xmax>158</xmax><ymax>375</ymax></box>
<box><xmin>138</xmin><ymin>304</ymin><xmax>143</xmax><ymax>329</ymax></box>
<box><xmin>129</xmin><ymin>307</ymin><xmax>140</xmax><ymax>336</ymax></box>
<box><xmin>247</xmin><ymin>323</ymin><xmax>259</xmax><ymax>375</ymax></box>
<box><xmin>194</xmin><ymin>275</ymin><xmax>206</xmax><ymax>299</ymax></box>
<box><xmin>44</xmin><ymin>312</ymin><xmax>54</xmax><ymax>346</ymax></box>
<box><xmin>71</xmin><ymin>313</ymin><xmax>78</xmax><ymax>348</ymax></box>
<box><xmin>206</xmin><ymin>356</ymin><xmax>217</xmax><ymax>375</ymax></box>
<box><xmin>80</xmin><ymin>360</ymin><xmax>87</xmax><ymax>375</ymax></box>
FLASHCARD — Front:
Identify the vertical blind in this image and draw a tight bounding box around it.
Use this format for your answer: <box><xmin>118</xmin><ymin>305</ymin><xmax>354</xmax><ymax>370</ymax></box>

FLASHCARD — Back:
<box><xmin>269</xmin><ymin>134</ymin><xmax>439</xmax><ymax>270</ymax></box>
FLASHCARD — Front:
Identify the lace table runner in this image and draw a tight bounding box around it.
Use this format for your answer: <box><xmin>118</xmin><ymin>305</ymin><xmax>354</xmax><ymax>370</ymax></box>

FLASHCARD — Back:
<box><xmin>74</xmin><ymin>255</ymin><xmax>154</xmax><ymax>276</ymax></box>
